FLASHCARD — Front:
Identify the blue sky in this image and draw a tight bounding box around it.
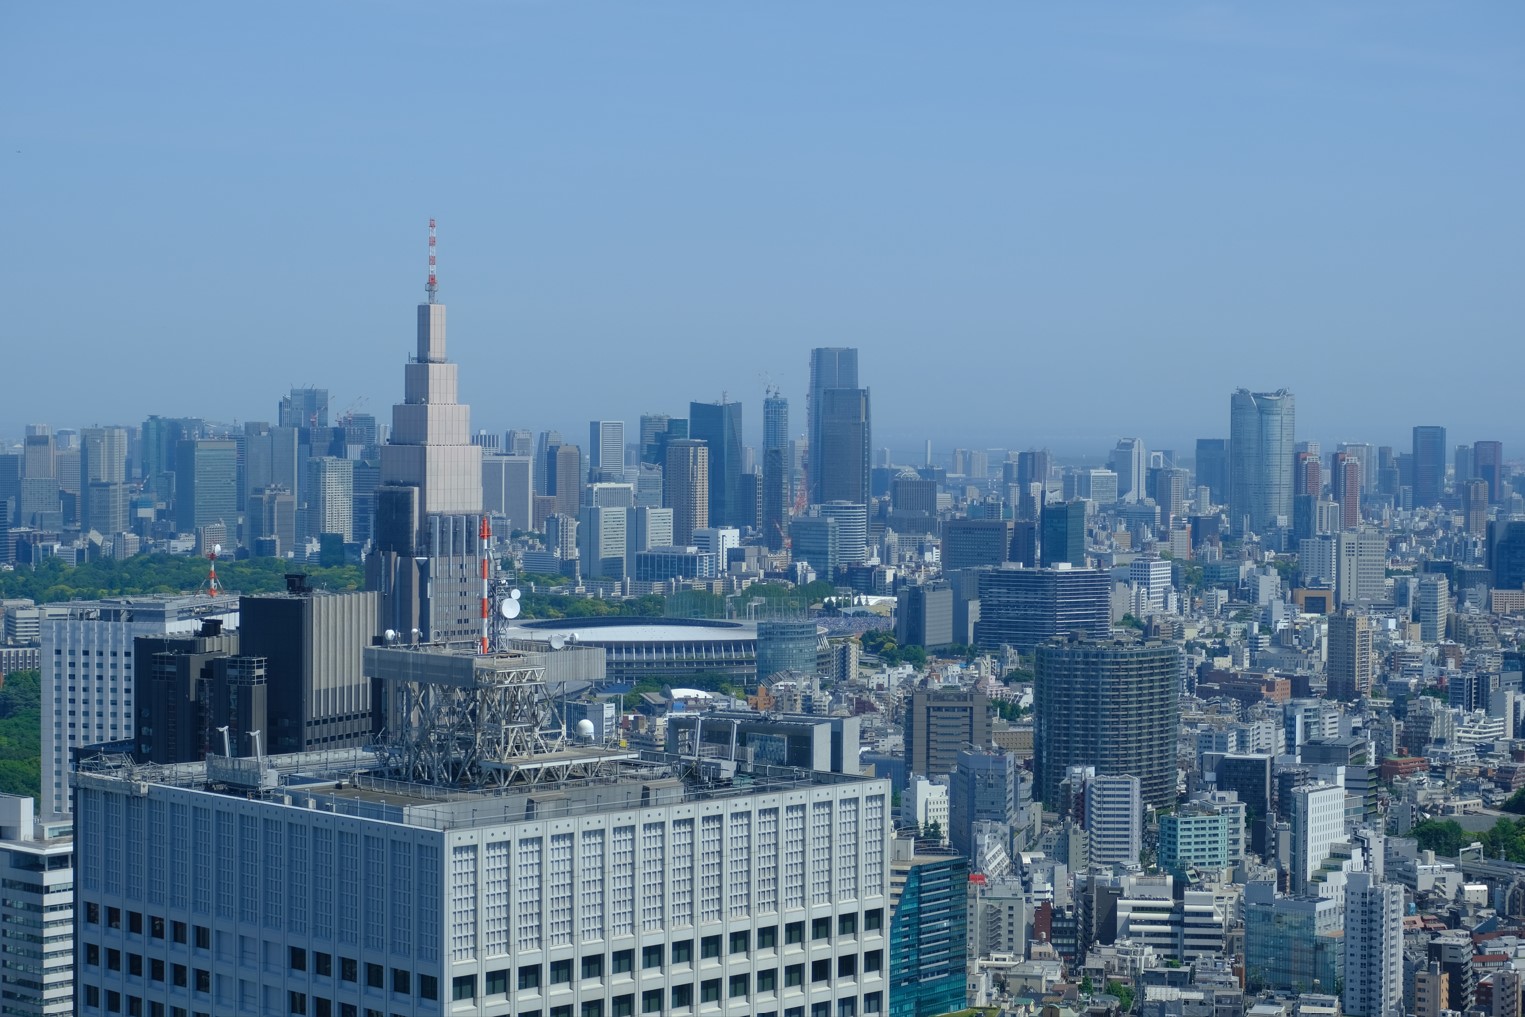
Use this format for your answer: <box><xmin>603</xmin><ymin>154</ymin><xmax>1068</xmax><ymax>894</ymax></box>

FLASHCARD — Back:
<box><xmin>4</xmin><ymin>3</ymin><xmax>1522</xmax><ymax>459</ymax></box>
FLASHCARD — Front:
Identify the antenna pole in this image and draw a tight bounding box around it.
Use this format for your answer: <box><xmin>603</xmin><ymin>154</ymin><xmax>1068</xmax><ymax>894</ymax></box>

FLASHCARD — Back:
<box><xmin>480</xmin><ymin>515</ymin><xmax>491</xmax><ymax>655</ymax></box>
<box><xmin>426</xmin><ymin>218</ymin><xmax>438</xmax><ymax>304</ymax></box>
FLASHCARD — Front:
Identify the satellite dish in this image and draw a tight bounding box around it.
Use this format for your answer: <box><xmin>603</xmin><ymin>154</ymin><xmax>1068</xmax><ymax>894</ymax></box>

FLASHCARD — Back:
<box><xmin>549</xmin><ymin>633</ymin><xmax>567</xmax><ymax>651</ymax></box>
<box><xmin>499</xmin><ymin>599</ymin><xmax>521</xmax><ymax>620</ymax></box>
<box><xmin>384</xmin><ymin>629</ymin><xmax>398</xmax><ymax>644</ymax></box>
<box><xmin>510</xmin><ymin>588</ymin><xmax>521</xmax><ymax>601</ymax></box>
<box><xmin>212</xmin><ymin>543</ymin><xmax>222</xmax><ymax>556</ymax></box>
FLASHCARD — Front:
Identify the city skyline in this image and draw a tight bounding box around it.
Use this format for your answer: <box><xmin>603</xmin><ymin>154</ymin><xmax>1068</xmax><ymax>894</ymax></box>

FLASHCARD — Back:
<box><xmin>5</xmin><ymin>6</ymin><xmax>1524</xmax><ymax>450</ymax></box>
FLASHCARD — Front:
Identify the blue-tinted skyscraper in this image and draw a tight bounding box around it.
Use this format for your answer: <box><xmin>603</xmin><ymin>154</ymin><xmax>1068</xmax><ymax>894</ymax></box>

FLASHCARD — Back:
<box><xmin>1229</xmin><ymin>388</ymin><xmax>1295</xmax><ymax>537</ymax></box>
<box><xmin>763</xmin><ymin>389</ymin><xmax>790</xmax><ymax>549</ymax></box>
<box><xmin>889</xmin><ymin>842</ymin><xmax>967</xmax><ymax>1017</ymax></box>
<box><xmin>808</xmin><ymin>347</ymin><xmax>858</xmax><ymax>505</ymax></box>
<box><xmin>1411</xmin><ymin>425</ymin><xmax>1447</xmax><ymax>506</ymax></box>
<box><xmin>689</xmin><ymin>399</ymin><xmax>744</xmax><ymax>527</ymax></box>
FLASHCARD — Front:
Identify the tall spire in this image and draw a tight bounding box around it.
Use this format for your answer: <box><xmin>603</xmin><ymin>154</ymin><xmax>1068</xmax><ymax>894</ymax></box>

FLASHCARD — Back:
<box><xmin>426</xmin><ymin>217</ymin><xmax>438</xmax><ymax>304</ymax></box>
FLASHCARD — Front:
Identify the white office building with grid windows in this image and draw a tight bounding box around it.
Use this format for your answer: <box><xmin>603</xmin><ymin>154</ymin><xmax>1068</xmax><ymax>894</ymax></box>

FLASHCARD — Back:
<box><xmin>72</xmin><ymin>749</ymin><xmax>892</xmax><ymax>1017</ymax></box>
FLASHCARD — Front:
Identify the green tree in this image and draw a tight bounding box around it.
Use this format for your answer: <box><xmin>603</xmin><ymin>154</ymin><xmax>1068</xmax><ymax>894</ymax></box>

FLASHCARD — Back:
<box><xmin>0</xmin><ymin>670</ymin><xmax>42</xmax><ymax>801</ymax></box>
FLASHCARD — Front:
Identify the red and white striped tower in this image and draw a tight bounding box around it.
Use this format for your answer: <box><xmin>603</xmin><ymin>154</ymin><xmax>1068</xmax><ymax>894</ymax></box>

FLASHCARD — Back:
<box><xmin>480</xmin><ymin>515</ymin><xmax>492</xmax><ymax>654</ymax></box>
<box><xmin>426</xmin><ymin>218</ymin><xmax>438</xmax><ymax>303</ymax></box>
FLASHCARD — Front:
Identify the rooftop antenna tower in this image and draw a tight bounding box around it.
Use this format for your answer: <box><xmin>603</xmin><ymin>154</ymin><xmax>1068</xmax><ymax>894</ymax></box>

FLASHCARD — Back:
<box><xmin>203</xmin><ymin>543</ymin><xmax>224</xmax><ymax>598</ymax></box>
<box><xmin>426</xmin><ymin>217</ymin><xmax>438</xmax><ymax>304</ymax></box>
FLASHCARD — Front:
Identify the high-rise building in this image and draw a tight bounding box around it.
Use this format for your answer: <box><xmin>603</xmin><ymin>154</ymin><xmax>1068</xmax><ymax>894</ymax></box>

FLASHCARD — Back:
<box><xmin>41</xmin><ymin>595</ymin><xmax>238</xmax><ymax>816</ymax></box>
<box><xmin>1342</xmin><ymin>873</ymin><xmax>1403</xmax><ymax>1017</ymax></box>
<box><xmin>1033</xmin><ymin>637</ymin><xmax>1181</xmax><ymax>808</ymax></box>
<box><xmin>1215</xmin><ymin>754</ymin><xmax>1273</xmax><ymax>857</ymax></box>
<box><xmin>818</xmin><ymin>387</ymin><xmax>872</xmax><ymax>506</ymax></box>
<box><xmin>1337</xmin><ymin>528</ymin><xmax>1388</xmax><ymax>607</ymax></box>
<box><xmin>74</xmin><ymin>739</ymin><xmax>893</xmax><ymax>1017</ymax></box>
<box><xmin>1194</xmin><ymin>438</ymin><xmax>1229</xmax><ymax>506</ymax></box>
<box><xmin>689</xmin><ymin>400</ymin><xmax>744</xmax><ymax>527</ymax></box>
<box><xmin>1290</xmin><ymin>782</ymin><xmax>1345</xmax><ymax>893</ymax></box>
<box><xmin>808</xmin><ymin>347</ymin><xmax>859</xmax><ymax>505</ymax></box>
<box><xmin>1016</xmin><ymin>449</ymin><xmax>1051</xmax><ymax>493</ymax></box>
<box><xmin>818</xmin><ymin>501</ymin><xmax>868</xmax><ymax>566</ymax></box>
<box><xmin>173</xmin><ymin>438</ymin><xmax>237</xmax><ymax>535</ymax></box>
<box><xmin>1463</xmin><ymin>478</ymin><xmax>1489</xmax><ymax>536</ymax></box>
<box><xmin>755</xmin><ymin>618</ymin><xmax>819</xmax><ymax>679</ymax></box>
<box><xmin>941</xmin><ymin>518</ymin><xmax>1014</xmax><ymax>572</ymax></box>
<box><xmin>662</xmin><ymin>438</ymin><xmax>709</xmax><ymax>546</ymax></box>
<box><xmin>367</xmin><ymin>225</ymin><xmax>486</xmax><ymax>643</ymax></box>
<box><xmin>1418</xmin><ymin>573</ymin><xmax>1449</xmax><ymax>643</ymax></box>
<box><xmin>1229</xmin><ymin>388</ymin><xmax>1295</xmax><ymax>536</ymax></box>
<box><xmin>0</xmin><ymin>795</ymin><xmax>73</xmax><ymax>1016</ymax></box>
<box><xmin>949</xmin><ymin>748</ymin><xmax>1018</xmax><ymax>863</ymax></box>
<box><xmin>588</xmin><ymin>419</ymin><xmax>626</xmax><ymax>483</ymax></box>
<box><xmin>1084</xmin><ymin>773</ymin><xmax>1144</xmax><ymax>868</ymax></box>
<box><xmin>897</xmin><ymin>581</ymin><xmax>953</xmax><ymax>651</ymax></box>
<box><xmin>133</xmin><ymin>619</ymin><xmax>242</xmax><ymax>763</ymax></box>
<box><xmin>481</xmin><ymin>454</ymin><xmax>534</xmax><ymax>534</ymax></box>
<box><xmin>888</xmin><ymin>841</ymin><xmax>968</xmax><ymax>1017</ymax></box>
<box><xmin>1111</xmin><ymin>438</ymin><xmax>1146</xmax><ymax>503</ymax></box>
<box><xmin>1040</xmin><ymin>500</ymin><xmax>1086</xmax><ymax>567</ymax></box>
<box><xmin>625</xmin><ymin>506</ymin><xmax>674</xmax><ymax>563</ymax></box>
<box><xmin>1326</xmin><ymin>609</ymin><xmax>1373</xmax><ymax>701</ymax></box>
<box><xmin>788</xmin><ymin>515</ymin><xmax>839</xmax><ymax>578</ymax></box>
<box><xmin>1242</xmin><ymin>881</ymin><xmax>1343</xmax><ymax>995</ymax></box>
<box><xmin>79</xmin><ymin>425</ymin><xmax>128</xmax><ymax>534</ymax></box>
<box><xmin>277</xmin><ymin>386</ymin><xmax>330</xmax><ymax>430</ymax></box>
<box><xmin>974</xmin><ymin>565</ymin><xmax>1111</xmax><ymax>654</ymax></box>
<box><xmin>306</xmin><ymin>455</ymin><xmax>354</xmax><ymax>541</ymax></box>
<box><xmin>762</xmin><ymin>389</ymin><xmax>790</xmax><ymax>550</ymax></box>
<box><xmin>905</xmin><ymin>690</ymin><xmax>991</xmax><ymax>779</ymax></box>
<box><xmin>1294</xmin><ymin>449</ymin><xmax>1322</xmax><ymax>499</ymax></box>
<box><xmin>1411</xmin><ymin>425</ymin><xmax>1447</xmax><ymax>507</ymax></box>
<box><xmin>1331</xmin><ymin>451</ymin><xmax>1362</xmax><ymax>530</ymax></box>
<box><xmin>1474</xmin><ymin>440</ymin><xmax>1504</xmax><ymax>503</ymax></box>
<box><xmin>578</xmin><ymin>504</ymin><xmax>629</xmax><ymax>579</ymax></box>
<box><xmin>248</xmin><ymin>485</ymin><xmax>297</xmax><ymax>555</ymax></box>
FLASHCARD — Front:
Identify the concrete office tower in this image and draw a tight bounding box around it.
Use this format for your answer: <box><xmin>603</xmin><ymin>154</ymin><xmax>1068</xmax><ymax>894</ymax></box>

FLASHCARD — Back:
<box><xmin>278</xmin><ymin>386</ymin><xmax>329</xmax><ymax>429</ymax></box>
<box><xmin>1343</xmin><ymin>873</ymin><xmax>1403</xmax><ymax>1017</ymax></box>
<box><xmin>949</xmin><ymin>748</ymin><xmax>1018</xmax><ymax>862</ymax></box>
<box><xmin>1128</xmin><ymin>554</ymin><xmax>1173</xmax><ymax>615</ymax></box>
<box><xmin>897</xmin><ymin>581</ymin><xmax>953</xmax><ymax>651</ymax></box>
<box><xmin>533</xmin><ymin>429</ymin><xmax>564</xmax><ymax>494</ymax></box>
<box><xmin>1085</xmin><ymin>773</ymin><xmax>1144</xmax><ymax>868</ymax></box>
<box><xmin>1463</xmin><ymin>478</ymin><xmax>1489</xmax><ymax>536</ymax></box>
<box><xmin>1194</xmin><ymin>438</ymin><xmax>1229</xmax><ymax>506</ymax></box>
<box><xmin>306</xmin><ymin>456</ymin><xmax>354</xmax><ymax>541</ymax></box>
<box><xmin>626</xmin><ymin>506</ymin><xmax>674</xmax><ymax>562</ymax></box>
<box><xmin>40</xmin><ymin>595</ymin><xmax>238</xmax><ymax>816</ymax></box>
<box><xmin>0</xmin><ymin>795</ymin><xmax>73</xmax><ymax>1016</ymax></box>
<box><xmin>974</xmin><ymin>565</ymin><xmax>1110</xmax><ymax>653</ymax></box>
<box><xmin>818</xmin><ymin>387</ymin><xmax>872</xmax><ymax>506</ymax></box>
<box><xmin>74</xmin><ymin>747</ymin><xmax>892</xmax><ymax>1017</ymax></box>
<box><xmin>1111</xmin><ymin>438</ymin><xmax>1146</xmax><ymax>503</ymax></box>
<box><xmin>905</xmin><ymin>689</ymin><xmax>991</xmax><ymax>779</ymax></box>
<box><xmin>546</xmin><ymin>443</ymin><xmax>582</xmax><ymax>518</ymax></box>
<box><xmin>1290</xmin><ymin>782</ymin><xmax>1345</xmax><ymax>893</ymax></box>
<box><xmin>1331</xmin><ymin>451</ymin><xmax>1362</xmax><ymax>530</ymax></box>
<box><xmin>888</xmin><ymin>841</ymin><xmax>968</xmax><ymax>1017</ymax></box>
<box><xmin>762</xmin><ymin>389</ymin><xmax>790</xmax><ymax>550</ymax></box>
<box><xmin>1337</xmin><ymin>528</ymin><xmax>1388</xmax><ymax>607</ymax></box>
<box><xmin>249</xmin><ymin>485</ymin><xmax>297</xmax><ymax>555</ymax></box>
<box><xmin>818</xmin><ymin>501</ymin><xmax>868</xmax><ymax>566</ymax></box>
<box><xmin>240</xmin><ymin>580</ymin><xmax>378</xmax><ymax>753</ymax></box>
<box><xmin>689</xmin><ymin>400</ymin><xmax>744</xmax><ymax>527</ymax></box>
<box><xmin>1293</xmin><ymin>449</ymin><xmax>1321</xmax><ymax>499</ymax></box>
<box><xmin>79</xmin><ymin>425</ymin><xmax>128</xmax><ymax>531</ymax></box>
<box><xmin>1216</xmin><ymin>754</ymin><xmax>1273</xmax><ymax>856</ymax></box>
<box><xmin>243</xmin><ymin>421</ymin><xmax>301</xmax><ymax>509</ymax></box>
<box><xmin>588</xmin><ymin>419</ymin><xmax>626</xmax><ymax>482</ymax></box>
<box><xmin>1016</xmin><ymin>448</ymin><xmax>1051</xmax><ymax>493</ymax></box>
<box><xmin>1033</xmin><ymin>637</ymin><xmax>1181</xmax><ymax>809</ymax></box>
<box><xmin>579</xmin><ymin>505</ymin><xmax>629</xmax><ymax>579</ymax></box>
<box><xmin>789</xmin><ymin>515</ymin><xmax>839</xmax><ymax>578</ymax></box>
<box><xmin>1474</xmin><ymin>440</ymin><xmax>1504</xmax><ymax>503</ymax></box>
<box><xmin>503</xmin><ymin>428</ymin><xmax>534</xmax><ymax>457</ymax></box>
<box><xmin>807</xmin><ymin>347</ymin><xmax>858</xmax><ymax>505</ymax></box>
<box><xmin>481</xmin><ymin>454</ymin><xmax>534</xmax><ymax>533</ymax></box>
<box><xmin>369</xmin><ymin>232</ymin><xmax>486</xmax><ymax>643</ymax></box>
<box><xmin>1150</xmin><ymin>466</ymin><xmax>1189</xmax><ymax>528</ymax></box>
<box><xmin>1411</xmin><ymin>425</ymin><xmax>1447</xmax><ymax>506</ymax></box>
<box><xmin>173</xmin><ymin>438</ymin><xmax>237</xmax><ymax>535</ymax></box>
<box><xmin>941</xmin><ymin>518</ymin><xmax>1014</xmax><ymax>571</ymax></box>
<box><xmin>1040</xmin><ymin>499</ymin><xmax>1086</xmax><ymax>567</ymax></box>
<box><xmin>1083</xmin><ymin>468</ymin><xmax>1119</xmax><ymax>505</ymax></box>
<box><xmin>1228</xmin><ymin>389</ymin><xmax>1295</xmax><ymax>537</ymax></box>
<box><xmin>133</xmin><ymin>619</ymin><xmax>242</xmax><ymax>763</ymax></box>
<box><xmin>1418</xmin><ymin>574</ymin><xmax>1449</xmax><ymax>643</ymax></box>
<box><xmin>662</xmin><ymin>438</ymin><xmax>709</xmax><ymax>546</ymax></box>
<box><xmin>1326</xmin><ymin>610</ymin><xmax>1374</xmax><ymax>701</ymax></box>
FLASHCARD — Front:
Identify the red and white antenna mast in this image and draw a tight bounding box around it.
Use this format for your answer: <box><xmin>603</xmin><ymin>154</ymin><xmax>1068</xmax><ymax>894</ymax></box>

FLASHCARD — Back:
<box><xmin>479</xmin><ymin>516</ymin><xmax>492</xmax><ymax>655</ymax></box>
<box><xmin>426</xmin><ymin>218</ymin><xmax>438</xmax><ymax>304</ymax></box>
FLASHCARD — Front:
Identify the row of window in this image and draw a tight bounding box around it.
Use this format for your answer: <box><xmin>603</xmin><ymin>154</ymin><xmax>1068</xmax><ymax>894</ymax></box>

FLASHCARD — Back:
<box><xmin>82</xmin><ymin>945</ymin><xmax>211</xmax><ymax>994</ymax></box>
<box><xmin>507</xmin><ymin>950</ymin><xmax>882</xmax><ymax>1001</ymax></box>
<box><xmin>514</xmin><ymin>995</ymin><xmax>882</xmax><ymax>1017</ymax></box>
<box><xmin>80</xmin><ymin>987</ymin><xmax>208</xmax><ymax>1017</ymax></box>
<box><xmin>84</xmin><ymin>904</ymin><xmax>204</xmax><ymax>947</ymax></box>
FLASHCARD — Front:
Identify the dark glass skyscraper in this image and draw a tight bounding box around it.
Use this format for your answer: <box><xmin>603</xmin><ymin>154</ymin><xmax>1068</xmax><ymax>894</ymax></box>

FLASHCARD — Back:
<box><xmin>1411</xmin><ymin>425</ymin><xmax>1447</xmax><ymax>506</ymax></box>
<box><xmin>1040</xmin><ymin>500</ymin><xmax>1086</xmax><ymax>567</ymax></box>
<box><xmin>889</xmin><ymin>846</ymin><xmax>968</xmax><ymax>1017</ymax></box>
<box><xmin>689</xmin><ymin>399</ymin><xmax>743</xmax><ymax>527</ymax></box>
<box><xmin>807</xmin><ymin>347</ymin><xmax>858</xmax><ymax>505</ymax></box>
<box><xmin>1034</xmin><ymin>636</ymin><xmax>1181</xmax><ymax>808</ymax></box>
<box><xmin>1194</xmin><ymin>437</ymin><xmax>1229</xmax><ymax>505</ymax></box>
<box><xmin>762</xmin><ymin>390</ymin><xmax>789</xmax><ymax>549</ymax></box>
<box><xmin>1228</xmin><ymin>389</ymin><xmax>1295</xmax><ymax>537</ymax></box>
<box><xmin>817</xmin><ymin>386</ymin><xmax>871</xmax><ymax>505</ymax></box>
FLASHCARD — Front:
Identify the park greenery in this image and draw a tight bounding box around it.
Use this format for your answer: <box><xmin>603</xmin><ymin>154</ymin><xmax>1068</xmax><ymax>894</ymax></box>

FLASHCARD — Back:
<box><xmin>0</xmin><ymin>554</ymin><xmax>362</xmax><ymax>604</ymax></box>
<box><xmin>0</xmin><ymin>670</ymin><xmax>41</xmax><ymax>801</ymax></box>
<box><xmin>1411</xmin><ymin>816</ymin><xmax>1525</xmax><ymax>863</ymax></box>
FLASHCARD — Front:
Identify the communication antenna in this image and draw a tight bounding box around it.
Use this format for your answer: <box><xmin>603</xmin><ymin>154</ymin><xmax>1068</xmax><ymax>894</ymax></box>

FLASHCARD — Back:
<box><xmin>426</xmin><ymin>218</ymin><xmax>438</xmax><ymax>304</ymax></box>
<box><xmin>203</xmin><ymin>544</ymin><xmax>223</xmax><ymax>598</ymax></box>
<box><xmin>549</xmin><ymin>633</ymin><xmax>567</xmax><ymax>651</ymax></box>
<box><xmin>479</xmin><ymin>516</ymin><xmax>492</xmax><ymax>655</ymax></box>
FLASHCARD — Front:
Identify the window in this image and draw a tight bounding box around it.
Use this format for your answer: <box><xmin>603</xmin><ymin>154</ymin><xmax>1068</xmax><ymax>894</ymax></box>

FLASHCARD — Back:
<box><xmin>612</xmin><ymin>949</ymin><xmax>633</xmax><ymax>975</ymax></box>
<box><xmin>785</xmin><ymin>921</ymin><xmax>804</xmax><ymax>945</ymax></box>
<box><xmin>864</xmin><ymin>909</ymin><xmax>883</xmax><ymax>933</ymax></box>
<box><xmin>452</xmin><ymin>975</ymin><xmax>476</xmax><ymax>1003</ymax></box>
<box><xmin>581</xmin><ymin>955</ymin><xmax>603</xmax><ymax>980</ymax></box>
<box><xmin>172</xmin><ymin>920</ymin><xmax>186</xmax><ymax>944</ymax></box>
<box><xmin>758</xmin><ymin>969</ymin><xmax>777</xmax><ymax>993</ymax></box>
<box><xmin>837</xmin><ymin>955</ymin><xmax>856</xmax><ymax>979</ymax></box>
<box><xmin>342</xmin><ymin>1006</ymin><xmax>358</xmax><ymax>1017</ymax></box>
<box><xmin>671</xmin><ymin>939</ymin><xmax>693</xmax><ymax>965</ymax></box>
<box><xmin>391</xmin><ymin>969</ymin><xmax>410</xmax><ymax>995</ymax></box>
<box><xmin>642</xmin><ymin>944</ymin><xmax>663</xmax><ymax>970</ymax></box>
<box><xmin>315</xmin><ymin>953</ymin><xmax>332</xmax><ymax>978</ymax></box>
<box><xmin>519</xmin><ymin>1011</ymin><xmax>543</xmax><ymax>1017</ymax></box>
<box><xmin>107</xmin><ymin>992</ymin><xmax>121</xmax><ymax>1014</ymax></box>
<box><xmin>551</xmin><ymin>1008</ymin><xmax>572</xmax><ymax>1017</ymax></box>
<box><xmin>729</xmin><ymin>974</ymin><xmax>749</xmax><ymax>999</ymax></box>
<box><xmin>86</xmin><ymin>986</ymin><xmax>100</xmax><ymax>1008</ymax></box>
<box><xmin>611</xmin><ymin>996</ymin><xmax>633</xmax><ymax>1017</ymax></box>
<box><xmin>811</xmin><ymin>917</ymin><xmax>831</xmax><ymax>941</ymax></box>
<box><xmin>642</xmin><ymin>990</ymin><xmax>663</xmax><ymax>1014</ymax></box>
<box><xmin>173</xmin><ymin>964</ymin><xmax>187</xmax><ymax>988</ymax></box>
<box><xmin>519</xmin><ymin>965</ymin><xmax>542</xmax><ymax>991</ymax></box>
<box><xmin>86</xmin><ymin>901</ymin><xmax>100</xmax><ymax>925</ymax></box>
<box><xmin>108</xmin><ymin>907</ymin><xmax>122</xmax><ymax>929</ymax></box>
<box><xmin>838</xmin><ymin>914</ymin><xmax>857</xmax><ymax>937</ymax></box>
<box><xmin>419</xmin><ymin>974</ymin><xmax>438</xmax><ymax>1001</ymax></box>
<box><xmin>151</xmin><ymin>958</ymin><xmax>165</xmax><ymax>982</ymax></box>
<box><xmin>86</xmin><ymin>943</ymin><xmax>100</xmax><ymax>966</ymax></box>
<box><xmin>864</xmin><ymin>950</ymin><xmax>882</xmax><ymax>973</ymax></box>
<box><xmin>580</xmin><ymin>1004</ymin><xmax>602</xmax><ymax>1017</ymax></box>
<box><xmin>289</xmin><ymin>991</ymin><xmax>307</xmax><ymax>1016</ymax></box>
<box><xmin>194</xmin><ymin>926</ymin><xmax>210</xmax><ymax>950</ymax></box>
<box><xmin>786</xmin><ymin>1010</ymin><xmax>804</xmax><ymax>1017</ymax></box>
<box><xmin>701</xmin><ymin>935</ymin><xmax>721</xmax><ymax>960</ymax></box>
<box><xmin>785</xmin><ymin>964</ymin><xmax>803</xmax><ymax>987</ymax></box>
<box><xmin>341</xmin><ymin>958</ymin><xmax>358</xmax><ymax>983</ymax></box>
<box><xmin>758</xmin><ymin>925</ymin><xmax>778</xmax><ymax>950</ymax></box>
<box><xmin>837</xmin><ymin>1000</ymin><xmax>857</xmax><ymax>1017</ymax></box>
<box><xmin>291</xmin><ymin>947</ymin><xmax>308</xmax><ymax>972</ymax></box>
<box><xmin>365</xmin><ymin>963</ymin><xmax>384</xmax><ymax>989</ymax></box>
<box><xmin>550</xmin><ymin>959</ymin><xmax>572</xmax><ymax>985</ymax></box>
<box><xmin>812</xmin><ymin>1004</ymin><xmax>830</xmax><ymax>1017</ymax></box>
<box><xmin>314</xmin><ymin>1001</ymin><xmax>331</xmax><ymax>1017</ymax></box>
<box><xmin>729</xmin><ymin>930</ymin><xmax>749</xmax><ymax>955</ymax></box>
<box><xmin>811</xmin><ymin>959</ymin><xmax>830</xmax><ymax>983</ymax></box>
<box><xmin>700</xmin><ymin>979</ymin><xmax>721</xmax><ymax>1005</ymax></box>
<box><xmin>670</xmin><ymin>984</ymin><xmax>692</xmax><ymax>1010</ymax></box>
<box><xmin>194</xmin><ymin>968</ymin><xmax>210</xmax><ymax>993</ymax></box>
<box><xmin>108</xmin><ymin>948</ymin><xmax>121</xmax><ymax>972</ymax></box>
<box><xmin>151</xmin><ymin>915</ymin><xmax>166</xmax><ymax>940</ymax></box>
<box><xmin>486</xmin><ymin>969</ymin><xmax>508</xmax><ymax>996</ymax></box>
<box><xmin>864</xmin><ymin>991</ymin><xmax>882</xmax><ymax>1013</ymax></box>
<box><xmin>129</xmin><ymin>910</ymin><xmax>143</xmax><ymax>934</ymax></box>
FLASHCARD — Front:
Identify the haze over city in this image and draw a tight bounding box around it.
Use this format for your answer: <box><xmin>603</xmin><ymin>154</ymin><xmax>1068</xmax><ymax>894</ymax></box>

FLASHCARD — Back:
<box><xmin>5</xmin><ymin>4</ymin><xmax>1523</xmax><ymax>455</ymax></box>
